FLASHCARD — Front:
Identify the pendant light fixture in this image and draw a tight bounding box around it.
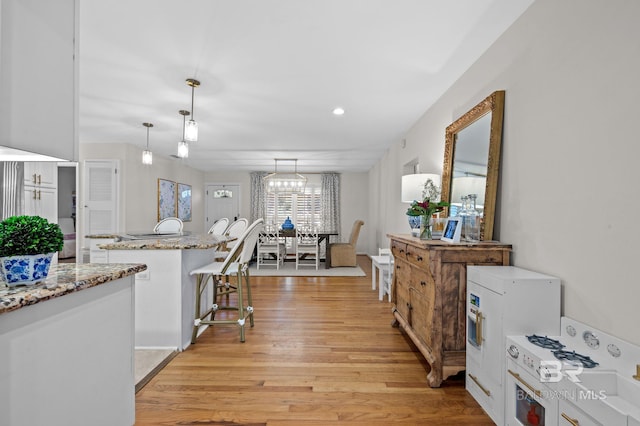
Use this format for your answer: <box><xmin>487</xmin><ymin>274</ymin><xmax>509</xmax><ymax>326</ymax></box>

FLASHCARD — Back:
<box><xmin>142</xmin><ymin>122</ymin><xmax>153</xmax><ymax>165</ymax></box>
<box><xmin>184</xmin><ymin>78</ymin><xmax>200</xmax><ymax>142</ymax></box>
<box><xmin>263</xmin><ymin>158</ymin><xmax>307</xmax><ymax>194</ymax></box>
<box><xmin>177</xmin><ymin>109</ymin><xmax>190</xmax><ymax>158</ymax></box>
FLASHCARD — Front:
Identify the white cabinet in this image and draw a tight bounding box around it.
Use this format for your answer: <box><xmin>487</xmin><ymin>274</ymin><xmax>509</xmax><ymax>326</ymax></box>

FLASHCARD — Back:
<box><xmin>89</xmin><ymin>238</ymin><xmax>114</xmax><ymax>263</ymax></box>
<box><xmin>0</xmin><ymin>0</ymin><xmax>77</xmax><ymax>161</ymax></box>
<box><xmin>23</xmin><ymin>186</ymin><xmax>57</xmax><ymax>223</ymax></box>
<box><xmin>24</xmin><ymin>162</ymin><xmax>58</xmax><ymax>188</ymax></box>
<box><xmin>23</xmin><ymin>162</ymin><xmax>57</xmax><ymax>223</ymax></box>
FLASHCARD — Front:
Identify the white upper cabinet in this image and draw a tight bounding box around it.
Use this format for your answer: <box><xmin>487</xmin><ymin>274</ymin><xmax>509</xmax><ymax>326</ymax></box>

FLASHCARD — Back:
<box><xmin>23</xmin><ymin>162</ymin><xmax>58</xmax><ymax>188</ymax></box>
<box><xmin>0</xmin><ymin>0</ymin><xmax>77</xmax><ymax>161</ymax></box>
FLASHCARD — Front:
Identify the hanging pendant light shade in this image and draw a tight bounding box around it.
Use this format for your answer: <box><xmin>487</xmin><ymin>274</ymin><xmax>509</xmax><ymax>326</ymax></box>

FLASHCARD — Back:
<box><xmin>263</xmin><ymin>159</ymin><xmax>307</xmax><ymax>194</ymax></box>
<box><xmin>142</xmin><ymin>122</ymin><xmax>153</xmax><ymax>165</ymax></box>
<box><xmin>185</xmin><ymin>78</ymin><xmax>200</xmax><ymax>142</ymax></box>
<box><xmin>177</xmin><ymin>110</ymin><xmax>190</xmax><ymax>158</ymax></box>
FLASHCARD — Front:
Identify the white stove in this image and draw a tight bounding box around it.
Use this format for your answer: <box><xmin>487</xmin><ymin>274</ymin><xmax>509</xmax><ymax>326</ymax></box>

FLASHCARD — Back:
<box><xmin>505</xmin><ymin>317</ymin><xmax>640</xmax><ymax>426</ymax></box>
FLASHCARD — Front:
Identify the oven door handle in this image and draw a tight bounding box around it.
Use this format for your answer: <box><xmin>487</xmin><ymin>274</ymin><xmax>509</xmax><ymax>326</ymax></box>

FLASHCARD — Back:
<box><xmin>507</xmin><ymin>369</ymin><xmax>543</xmax><ymax>398</ymax></box>
<box><xmin>560</xmin><ymin>412</ymin><xmax>580</xmax><ymax>426</ymax></box>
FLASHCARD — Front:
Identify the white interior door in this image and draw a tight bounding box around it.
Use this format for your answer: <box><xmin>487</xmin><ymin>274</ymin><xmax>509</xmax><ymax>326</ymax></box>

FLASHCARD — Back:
<box><xmin>83</xmin><ymin>160</ymin><xmax>119</xmax><ymax>250</ymax></box>
<box><xmin>205</xmin><ymin>184</ymin><xmax>240</xmax><ymax>231</ymax></box>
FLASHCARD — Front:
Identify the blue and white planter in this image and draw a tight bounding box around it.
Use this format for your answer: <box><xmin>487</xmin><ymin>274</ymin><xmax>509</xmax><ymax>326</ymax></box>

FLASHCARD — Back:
<box><xmin>0</xmin><ymin>253</ymin><xmax>54</xmax><ymax>287</ymax></box>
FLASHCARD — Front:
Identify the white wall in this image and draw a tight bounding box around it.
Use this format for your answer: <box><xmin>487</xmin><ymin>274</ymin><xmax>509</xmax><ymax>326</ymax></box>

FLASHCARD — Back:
<box><xmin>79</xmin><ymin>143</ymin><xmax>206</xmax><ymax>234</ymax></box>
<box><xmin>370</xmin><ymin>0</ymin><xmax>640</xmax><ymax>345</ymax></box>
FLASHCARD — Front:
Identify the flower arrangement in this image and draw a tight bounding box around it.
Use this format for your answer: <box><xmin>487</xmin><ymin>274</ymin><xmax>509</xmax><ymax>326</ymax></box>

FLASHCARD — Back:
<box><xmin>405</xmin><ymin>179</ymin><xmax>449</xmax><ymax>239</ymax></box>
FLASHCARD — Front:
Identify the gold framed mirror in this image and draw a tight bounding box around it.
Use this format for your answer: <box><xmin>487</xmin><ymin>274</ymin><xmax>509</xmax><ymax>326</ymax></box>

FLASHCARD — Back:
<box><xmin>441</xmin><ymin>90</ymin><xmax>505</xmax><ymax>241</ymax></box>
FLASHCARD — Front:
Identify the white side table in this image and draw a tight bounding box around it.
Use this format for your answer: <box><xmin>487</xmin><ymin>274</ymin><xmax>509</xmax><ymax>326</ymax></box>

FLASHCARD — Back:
<box><xmin>370</xmin><ymin>255</ymin><xmax>392</xmax><ymax>294</ymax></box>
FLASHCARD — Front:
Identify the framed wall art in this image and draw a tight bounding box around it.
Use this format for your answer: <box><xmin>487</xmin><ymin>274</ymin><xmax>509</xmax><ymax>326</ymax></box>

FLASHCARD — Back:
<box><xmin>177</xmin><ymin>183</ymin><xmax>192</xmax><ymax>222</ymax></box>
<box><xmin>157</xmin><ymin>178</ymin><xmax>177</xmax><ymax>221</ymax></box>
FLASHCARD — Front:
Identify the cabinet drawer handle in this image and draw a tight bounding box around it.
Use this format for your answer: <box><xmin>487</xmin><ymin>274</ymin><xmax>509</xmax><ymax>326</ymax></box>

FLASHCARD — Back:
<box><xmin>416</xmin><ymin>255</ymin><xmax>423</xmax><ymax>261</ymax></box>
<box><xmin>37</xmin><ymin>190</ymin><xmax>41</xmax><ymax>200</ymax></box>
<box><xmin>508</xmin><ymin>369</ymin><xmax>542</xmax><ymax>398</ymax></box>
<box><xmin>396</xmin><ymin>265</ymin><xmax>400</xmax><ymax>270</ymax></box>
<box><xmin>399</xmin><ymin>249</ymin><xmax>404</xmax><ymax>253</ymax></box>
<box><xmin>37</xmin><ymin>174</ymin><xmax>41</xmax><ymax>185</ymax></box>
<box><xmin>561</xmin><ymin>413</ymin><xmax>579</xmax><ymax>426</ymax></box>
<box><xmin>32</xmin><ymin>173</ymin><xmax>37</xmax><ymax>184</ymax></box>
<box><xmin>420</xmin><ymin>281</ymin><xmax>426</xmax><ymax>286</ymax></box>
<box><xmin>32</xmin><ymin>189</ymin><xmax>37</xmax><ymax>200</ymax></box>
<box><xmin>468</xmin><ymin>373</ymin><xmax>491</xmax><ymax>396</ymax></box>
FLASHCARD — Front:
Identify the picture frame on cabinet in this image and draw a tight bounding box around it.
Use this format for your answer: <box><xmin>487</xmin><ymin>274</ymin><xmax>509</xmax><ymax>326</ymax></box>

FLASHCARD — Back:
<box><xmin>157</xmin><ymin>178</ymin><xmax>177</xmax><ymax>221</ymax></box>
<box><xmin>441</xmin><ymin>217</ymin><xmax>461</xmax><ymax>243</ymax></box>
<box><xmin>177</xmin><ymin>183</ymin><xmax>192</xmax><ymax>222</ymax></box>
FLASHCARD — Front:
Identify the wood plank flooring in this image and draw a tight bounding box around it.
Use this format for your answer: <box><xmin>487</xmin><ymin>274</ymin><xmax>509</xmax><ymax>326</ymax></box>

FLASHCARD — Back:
<box><xmin>135</xmin><ymin>256</ymin><xmax>494</xmax><ymax>425</ymax></box>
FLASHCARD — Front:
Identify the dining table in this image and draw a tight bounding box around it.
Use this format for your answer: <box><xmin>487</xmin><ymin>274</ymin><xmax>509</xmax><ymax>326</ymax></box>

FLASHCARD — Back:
<box><xmin>274</xmin><ymin>228</ymin><xmax>338</xmax><ymax>268</ymax></box>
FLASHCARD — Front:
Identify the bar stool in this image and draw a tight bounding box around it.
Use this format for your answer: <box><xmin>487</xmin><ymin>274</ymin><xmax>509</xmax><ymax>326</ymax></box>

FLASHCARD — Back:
<box><xmin>189</xmin><ymin>219</ymin><xmax>263</xmax><ymax>343</ymax></box>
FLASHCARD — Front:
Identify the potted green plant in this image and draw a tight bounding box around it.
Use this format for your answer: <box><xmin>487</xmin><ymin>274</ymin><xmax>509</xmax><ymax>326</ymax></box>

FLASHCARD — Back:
<box><xmin>0</xmin><ymin>215</ymin><xmax>64</xmax><ymax>287</ymax></box>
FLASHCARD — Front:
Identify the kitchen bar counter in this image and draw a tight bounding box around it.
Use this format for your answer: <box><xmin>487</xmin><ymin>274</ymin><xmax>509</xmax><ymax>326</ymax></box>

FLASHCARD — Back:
<box><xmin>100</xmin><ymin>233</ymin><xmax>231</xmax><ymax>350</ymax></box>
<box><xmin>98</xmin><ymin>233</ymin><xmax>225</xmax><ymax>250</ymax></box>
<box><xmin>0</xmin><ymin>262</ymin><xmax>146</xmax><ymax>314</ymax></box>
<box><xmin>0</xmin><ymin>263</ymin><xmax>141</xmax><ymax>425</ymax></box>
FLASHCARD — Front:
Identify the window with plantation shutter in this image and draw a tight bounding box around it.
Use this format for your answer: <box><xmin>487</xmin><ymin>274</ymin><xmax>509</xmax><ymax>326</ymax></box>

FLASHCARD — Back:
<box><xmin>264</xmin><ymin>177</ymin><xmax>322</xmax><ymax>229</ymax></box>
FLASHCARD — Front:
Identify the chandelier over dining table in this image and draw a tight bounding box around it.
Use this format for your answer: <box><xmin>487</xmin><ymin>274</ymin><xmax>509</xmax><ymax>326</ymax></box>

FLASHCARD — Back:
<box><xmin>264</xmin><ymin>158</ymin><xmax>307</xmax><ymax>194</ymax></box>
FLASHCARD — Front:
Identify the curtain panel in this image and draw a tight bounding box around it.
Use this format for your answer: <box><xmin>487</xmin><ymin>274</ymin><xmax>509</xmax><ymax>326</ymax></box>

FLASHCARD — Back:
<box><xmin>321</xmin><ymin>172</ymin><xmax>340</xmax><ymax>239</ymax></box>
<box><xmin>250</xmin><ymin>171</ymin><xmax>268</xmax><ymax>223</ymax></box>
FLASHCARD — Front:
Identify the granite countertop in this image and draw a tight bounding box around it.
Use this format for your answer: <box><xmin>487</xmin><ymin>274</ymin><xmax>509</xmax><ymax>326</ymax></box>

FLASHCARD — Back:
<box><xmin>0</xmin><ymin>263</ymin><xmax>147</xmax><ymax>315</ymax></box>
<box><xmin>98</xmin><ymin>233</ymin><xmax>229</xmax><ymax>250</ymax></box>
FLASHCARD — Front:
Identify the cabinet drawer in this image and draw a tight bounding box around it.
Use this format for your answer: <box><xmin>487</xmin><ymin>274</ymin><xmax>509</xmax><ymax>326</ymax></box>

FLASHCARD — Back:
<box><xmin>390</xmin><ymin>240</ymin><xmax>407</xmax><ymax>259</ymax></box>
<box><xmin>406</xmin><ymin>245</ymin><xmax>429</xmax><ymax>269</ymax></box>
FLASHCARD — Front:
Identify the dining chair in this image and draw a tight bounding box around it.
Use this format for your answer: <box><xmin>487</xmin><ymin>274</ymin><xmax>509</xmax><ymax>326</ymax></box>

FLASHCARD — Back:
<box><xmin>328</xmin><ymin>219</ymin><xmax>364</xmax><ymax>267</ymax></box>
<box><xmin>189</xmin><ymin>218</ymin><xmax>263</xmax><ymax>343</ymax></box>
<box><xmin>257</xmin><ymin>224</ymin><xmax>286</xmax><ymax>269</ymax></box>
<box><xmin>295</xmin><ymin>226</ymin><xmax>319</xmax><ymax>270</ymax></box>
<box><xmin>207</xmin><ymin>217</ymin><xmax>230</xmax><ymax>235</ymax></box>
<box><xmin>153</xmin><ymin>217</ymin><xmax>183</xmax><ymax>234</ymax></box>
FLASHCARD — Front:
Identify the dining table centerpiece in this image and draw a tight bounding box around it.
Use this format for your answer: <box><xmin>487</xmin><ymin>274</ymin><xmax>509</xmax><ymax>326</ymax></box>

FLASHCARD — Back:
<box><xmin>0</xmin><ymin>215</ymin><xmax>64</xmax><ymax>286</ymax></box>
<box><xmin>405</xmin><ymin>179</ymin><xmax>449</xmax><ymax>240</ymax></box>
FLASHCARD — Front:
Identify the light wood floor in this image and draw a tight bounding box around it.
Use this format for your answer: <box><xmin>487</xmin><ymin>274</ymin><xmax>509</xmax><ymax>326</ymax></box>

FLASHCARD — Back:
<box><xmin>135</xmin><ymin>256</ymin><xmax>494</xmax><ymax>425</ymax></box>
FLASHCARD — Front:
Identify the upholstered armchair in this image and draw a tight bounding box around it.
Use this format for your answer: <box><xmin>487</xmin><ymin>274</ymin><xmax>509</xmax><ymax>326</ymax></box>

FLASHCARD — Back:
<box><xmin>328</xmin><ymin>220</ymin><xmax>364</xmax><ymax>267</ymax></box>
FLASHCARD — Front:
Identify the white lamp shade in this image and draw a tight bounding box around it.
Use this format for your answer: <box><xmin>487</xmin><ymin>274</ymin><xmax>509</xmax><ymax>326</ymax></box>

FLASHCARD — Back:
<box><xmin>184</xmin><ymin>119</ymin><xmax>198</xmax><ymax>142</ymax></box>
<box><xmin>401</xmin><ymin>173</ymin><xmax>441</xmax><ymax>203</ymax></box>
<box><xmin>142</xmin><ymin>150</ymin><xmax>153</xmax><ymax>165</ymax></box>
<box><xmin>451</xmin><ymin>176</ymin><xmax>486</xmax><ymax>206</ymax></box>
<box><xmin>177</xmin><ymin>141</ymin><xmax>189</xmax><ymax>158</ymax></box>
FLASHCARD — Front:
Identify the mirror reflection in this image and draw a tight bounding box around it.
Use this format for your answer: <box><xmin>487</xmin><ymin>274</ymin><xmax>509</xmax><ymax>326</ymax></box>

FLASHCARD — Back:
<box><xmin>441</xmin><ymin>90</ymin><xmax>504</xmax><ymax>241</ymax></box>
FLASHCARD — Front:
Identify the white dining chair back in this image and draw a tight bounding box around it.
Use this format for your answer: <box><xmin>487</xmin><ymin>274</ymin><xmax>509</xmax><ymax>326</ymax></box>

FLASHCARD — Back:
<box><xmin>154</xmin><ymin>217</ymin><xmax>183</xmax><ymax>234</ymax></box>
<box><xmin>208</xmin><ymin>217</ymin><xmax>230</xmax><ymax>235</ymax></box>
<box><xmin>295</xmin><ymin>227</ymin><xmax>319</xmax><ymax>270</ymax></box>
<box><xmin>257</xmin><ymin>224</ymin><xmax>286</xmax><ymax>269</ymax></box>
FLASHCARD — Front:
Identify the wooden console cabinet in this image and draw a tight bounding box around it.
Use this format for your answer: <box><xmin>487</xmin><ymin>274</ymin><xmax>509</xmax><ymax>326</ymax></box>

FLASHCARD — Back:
<box><xmin>387</xmin><ymin>234</ymin><xmax>511</xmax><ymax>387</ymax></box>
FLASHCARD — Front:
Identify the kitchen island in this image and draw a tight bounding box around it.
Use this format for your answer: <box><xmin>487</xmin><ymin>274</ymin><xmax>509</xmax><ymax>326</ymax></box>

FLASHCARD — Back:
<box><xmin>99</xmin><ymin>234</ymin><xmax>229</xmax><ymax>350</ymax></box>
<box><xmin>0</xmin><ymin>262</ymin><xmax>146</xmax><ymax>426</ymax></box>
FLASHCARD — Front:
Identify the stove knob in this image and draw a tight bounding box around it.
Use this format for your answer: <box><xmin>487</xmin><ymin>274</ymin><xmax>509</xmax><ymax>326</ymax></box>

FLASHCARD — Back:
<box><xmin>507</xmin><ymin>345</ymin><xmax>519</xmax><ymax>359</ymax></box>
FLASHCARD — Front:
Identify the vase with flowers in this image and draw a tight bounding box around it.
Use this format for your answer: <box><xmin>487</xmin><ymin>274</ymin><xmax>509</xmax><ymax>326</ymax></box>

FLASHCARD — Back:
<box><xmin>405</xmin><ymin>179</ymin><xmax>449</xmax><ymax>240</ymax></box>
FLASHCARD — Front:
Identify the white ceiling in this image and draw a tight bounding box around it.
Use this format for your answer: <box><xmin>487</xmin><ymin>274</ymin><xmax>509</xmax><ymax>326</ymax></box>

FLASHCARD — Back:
<box><xmin>79</xmin><ymin>0</ymin><xmax>533</xmax><ymax>173</ymax></box>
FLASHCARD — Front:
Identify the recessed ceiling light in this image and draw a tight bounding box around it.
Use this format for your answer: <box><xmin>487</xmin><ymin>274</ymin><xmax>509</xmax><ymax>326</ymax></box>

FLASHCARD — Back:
<box><xmin>332</xmin><ymin>107</ymin><xmax>345</xmax><ymax>116</ymax></box>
